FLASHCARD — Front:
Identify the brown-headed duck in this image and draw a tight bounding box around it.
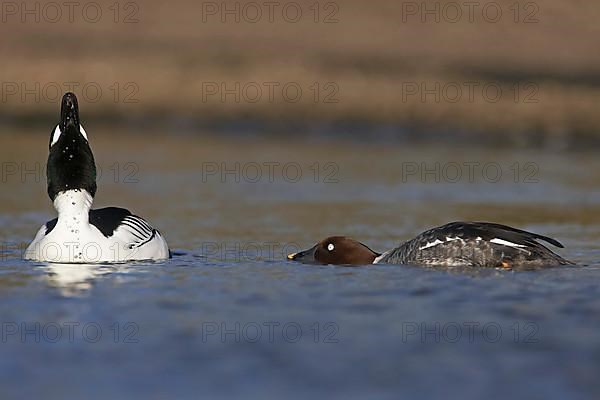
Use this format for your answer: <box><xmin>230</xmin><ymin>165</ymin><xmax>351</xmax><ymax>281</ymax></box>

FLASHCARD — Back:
<box><xmin>288</xmin><ymin>221</ymin><xmax>573</xmax><ymax>268</ymax></box>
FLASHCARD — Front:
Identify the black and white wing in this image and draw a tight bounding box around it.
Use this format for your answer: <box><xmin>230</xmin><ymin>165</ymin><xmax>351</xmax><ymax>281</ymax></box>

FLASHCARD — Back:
<box><xmin>90</xmin><ymin>207</ymin><xmax>158</xmax><ymax>249</ymax></box>
<box><xmin>380</xmin><ymin>221</ymin><xmax>572</xmax><ymax>267</ymax></box>
<box><xmin>416</xmin><ymin>221</ymin><xmax>565</xmax><ymax>249</ymax></box>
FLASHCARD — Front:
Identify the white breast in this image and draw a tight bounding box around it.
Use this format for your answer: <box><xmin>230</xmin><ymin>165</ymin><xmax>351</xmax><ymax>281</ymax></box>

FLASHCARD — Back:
<box><xmin>24</xmin><ymin>190</ymin><xmax>169</xmax><ymax>263</ymax></box>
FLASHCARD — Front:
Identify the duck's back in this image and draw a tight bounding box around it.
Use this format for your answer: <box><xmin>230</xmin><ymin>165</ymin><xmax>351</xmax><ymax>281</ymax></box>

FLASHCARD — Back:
<box><xmin>377</xmin><ymin>221</ymin><xmax>572</xmax><ymax>268</ymax></box>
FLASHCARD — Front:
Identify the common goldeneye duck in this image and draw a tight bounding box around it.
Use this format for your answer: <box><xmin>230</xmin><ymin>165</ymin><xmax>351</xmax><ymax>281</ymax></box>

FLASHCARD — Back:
<box><xmin>288</xmin><ymin>222</ymin><xmax>573</xmax><ymax>268</ymax></box>
<box><xmin>24</xmin><ymin>92</ymin><xmax>170</xmax><ymax>263</ymax></box>
<box><xmin>288</xmin><ymin>236</ymin><xmax>380</xmax><ymax>265</ymax></box>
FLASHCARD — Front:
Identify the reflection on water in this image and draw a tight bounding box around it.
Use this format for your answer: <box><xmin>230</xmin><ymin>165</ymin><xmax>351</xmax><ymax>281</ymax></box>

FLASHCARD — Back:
<box><xmin>38</xmin><ymin>263</ymin><xmax>115</xmax><ymax>297</ymax></box>
<box><xmin>1</xmin><ymin>131</ymin><xmax>600</xmax><ymax>399</ymax></box>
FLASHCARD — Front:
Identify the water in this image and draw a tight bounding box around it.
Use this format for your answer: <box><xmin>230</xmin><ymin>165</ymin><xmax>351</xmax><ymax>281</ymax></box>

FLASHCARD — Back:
<box><xmin>1</xmin><ymin>130</ymin><xmax>599</xmax><ymax>399</ymax></box>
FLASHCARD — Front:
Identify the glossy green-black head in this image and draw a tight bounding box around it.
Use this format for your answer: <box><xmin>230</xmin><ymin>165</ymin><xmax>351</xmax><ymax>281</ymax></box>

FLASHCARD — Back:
<box><xmin>47</xmin><ymin>92</ymin><xmax>97</xmax><ymax>201</ymax></box>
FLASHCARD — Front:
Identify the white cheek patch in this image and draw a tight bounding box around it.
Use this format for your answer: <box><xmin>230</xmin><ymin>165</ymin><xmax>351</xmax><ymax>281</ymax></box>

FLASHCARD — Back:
<box><xmin>490</xmin><ymin>238</ymin><xmax>526</xmax><ymax>248</ymax></box>
<box><xmin>80</xmin><ymin>124</ymin><xmax>89</xmax><ymax>141</ymax></box>
<box><xmin>50</xmin><ymin>125</ymin><xmax>62</xmax><ymax>147</ymax></box>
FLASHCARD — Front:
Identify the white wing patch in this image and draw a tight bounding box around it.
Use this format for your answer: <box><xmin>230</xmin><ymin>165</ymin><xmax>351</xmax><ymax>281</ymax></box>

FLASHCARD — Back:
<box><xmin>418</xmin><ymin>236</ymin><xmax>465</xmax><ymax>250</ymax></box>
<box><xmin>490</xmin><ymin>238</ymin><xmax>526</xmax><ymax>248</ymax></box>
<box><xmin>419</xmin><ymin>239</ymin><xmax>444</xmax><ymax>250</ymax></box>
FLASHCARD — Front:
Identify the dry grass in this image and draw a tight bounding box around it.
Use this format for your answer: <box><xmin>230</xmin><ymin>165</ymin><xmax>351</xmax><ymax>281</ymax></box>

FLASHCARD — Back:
<box><xmin>1</xmin><ymin>0</ymin><xmax>599</xmax><ymax>143</ymax></box>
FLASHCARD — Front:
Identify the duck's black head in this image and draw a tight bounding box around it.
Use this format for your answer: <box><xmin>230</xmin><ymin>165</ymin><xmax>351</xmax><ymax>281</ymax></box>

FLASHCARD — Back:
<box><xmin>288</xmin><ymin>236</ymin><xmax>379</xmax><ymax>265</ymax></box>
<box><xmin>47</xmin><ymin>92</ymin><xmax>97</xmax><ymax>201</ymax></box>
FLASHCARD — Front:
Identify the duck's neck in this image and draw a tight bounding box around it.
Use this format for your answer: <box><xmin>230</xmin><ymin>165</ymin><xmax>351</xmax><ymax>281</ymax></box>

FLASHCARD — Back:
<box><xmin>53</xmin><ymin>190</ymin><xmax>93</xmax><ymax>221</ymax></box>
<box><xmin>373</xmin><ymin>250</ymin><xmax>389</xmax><ymax>264</ymax></box>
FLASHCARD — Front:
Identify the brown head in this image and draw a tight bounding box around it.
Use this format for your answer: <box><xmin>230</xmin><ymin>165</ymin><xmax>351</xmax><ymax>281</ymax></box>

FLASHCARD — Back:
<box><xmin>287</xmin><ymin>236</ymin><xmax>379</xmax><ymax>265</ymax></box>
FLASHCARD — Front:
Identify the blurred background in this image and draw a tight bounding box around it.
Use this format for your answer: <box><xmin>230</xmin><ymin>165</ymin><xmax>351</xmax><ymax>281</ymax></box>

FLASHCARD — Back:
<box><xmin>2</xmin><ymin>2</ymin><xmax>600</xmax><ymax>399</ymax></box>
<box><xmin>1</xmin><ymin>0</ymin><xmax>599</xmax><ymax>147</ymax></box>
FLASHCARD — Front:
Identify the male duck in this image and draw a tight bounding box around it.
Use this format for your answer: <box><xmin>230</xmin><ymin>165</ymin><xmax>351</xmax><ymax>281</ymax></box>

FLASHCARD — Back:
<box><xmin>24</xmin><ymin>93</ymin><xmax>169</xmax><ymax>263</ymax></box>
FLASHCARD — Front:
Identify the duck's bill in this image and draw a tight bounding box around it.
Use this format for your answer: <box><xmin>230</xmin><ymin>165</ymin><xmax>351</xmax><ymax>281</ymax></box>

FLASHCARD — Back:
<box><xmin>287</xmin><ymin>245</ymin><xmax>318</xmax><ymax>264</ymax></box>
<box><xmin>61</xmin><ymin>92</ymin><xmax>79</xmax><ymax>129</ymax></box>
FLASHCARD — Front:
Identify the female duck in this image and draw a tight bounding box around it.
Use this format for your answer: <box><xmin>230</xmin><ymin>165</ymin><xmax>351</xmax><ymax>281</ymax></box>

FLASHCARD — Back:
<box><xmin>288</xmin><ymin>221</ymin><xmax>572</xmax><ymax>268</ymax></box>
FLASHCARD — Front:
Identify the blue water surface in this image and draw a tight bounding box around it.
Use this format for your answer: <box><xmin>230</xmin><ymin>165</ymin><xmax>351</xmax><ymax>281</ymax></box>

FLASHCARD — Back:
<box><xmin>1</xmin><ymin>137</ymin><xmax>599</xmax><ymax>399</ymax></box>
